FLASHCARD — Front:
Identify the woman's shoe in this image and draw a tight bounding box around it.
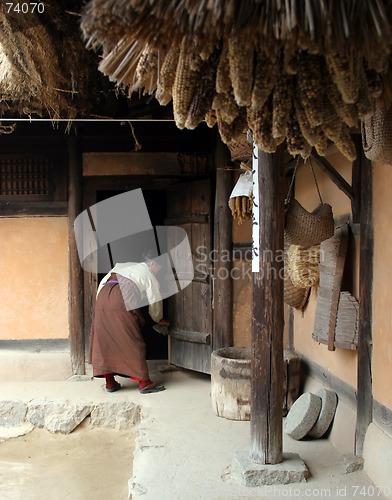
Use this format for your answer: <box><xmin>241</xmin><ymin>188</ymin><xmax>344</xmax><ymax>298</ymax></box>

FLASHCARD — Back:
<box><xmin>106</xmin><ymin>382</ymin><xmax>122</xmax><ymax>393</ymax></box>
<box><xmin>139</xmin><ymin>383</ymin><xmax>165</xmax><ymax>394</ymax></box>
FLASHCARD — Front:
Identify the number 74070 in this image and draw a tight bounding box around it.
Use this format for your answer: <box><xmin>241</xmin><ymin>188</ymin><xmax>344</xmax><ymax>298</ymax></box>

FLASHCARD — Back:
<box><xmin>6</xmin><ymin>3</ymin><xmax>45</xmax><ymax>14</ymax></box>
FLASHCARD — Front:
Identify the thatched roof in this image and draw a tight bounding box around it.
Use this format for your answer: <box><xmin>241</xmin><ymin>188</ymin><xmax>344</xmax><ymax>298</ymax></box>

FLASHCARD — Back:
<box><xmin>0</xmin><ymin>1</ymin><xmax>172</xmax><ymax>120</ymax></box>
<box><xmin>81</xmin><ymin>0</ymin><xmax>392</xmax><ymax>160</ymax></box>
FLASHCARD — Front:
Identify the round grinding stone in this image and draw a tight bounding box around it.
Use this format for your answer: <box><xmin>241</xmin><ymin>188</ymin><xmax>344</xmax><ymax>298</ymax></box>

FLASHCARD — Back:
<box><xmin>307</xmin><ymin>389</ymin><xmax>338</xmax><ymax>438</ymax></box>
<box><xmin>284</xmin><ymin>392</ymin><xmax>322</xmax><ymax>440</ymax></box>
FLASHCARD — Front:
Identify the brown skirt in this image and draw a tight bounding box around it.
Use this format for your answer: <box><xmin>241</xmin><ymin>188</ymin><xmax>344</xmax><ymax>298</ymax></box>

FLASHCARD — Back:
<box><xmin>89</xmin><ymin>274</ymin><xmax>149</xmax><ymax>379</ymax></box>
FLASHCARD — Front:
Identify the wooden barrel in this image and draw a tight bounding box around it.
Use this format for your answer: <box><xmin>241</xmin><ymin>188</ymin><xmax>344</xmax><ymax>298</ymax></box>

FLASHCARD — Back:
<box><xmin>211</xmin><ymin>347</ymin><xmax>251</xmax><ymax>421</ymax></box>
<box><xmin>211</xmin><ymin>347</ymin><xmax>300</xmax><ymax>420</ymax></box>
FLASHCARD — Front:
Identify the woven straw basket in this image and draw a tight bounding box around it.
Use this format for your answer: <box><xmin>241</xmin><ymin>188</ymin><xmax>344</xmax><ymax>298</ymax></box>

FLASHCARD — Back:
<box><xmin>283</xmin><ymin>241</ymin><xmax>311</xmax><ymax>309</ymax></box>
<box><xmin>228</xmin><ymin>133</ymin><xmax>252</xmax><ymax>162</ymax></box>
<box><xmin>287</xmin><ymin>244</ymin><xmax>320</xmax><ymax>288</ymax></box>
<box><xmin>285</xmin><ymin>199</ymin><xmax>334</xmax><ymax>248</ymax></box>
<box><xmin>284</xmin><ymin>273</ymin><xmax>310</xmax><ymax>309</ymax></box>
<box><xmin>362</xmin><ymin>104</ymin><xmax>392</xmax><ymax>164</ymax></box>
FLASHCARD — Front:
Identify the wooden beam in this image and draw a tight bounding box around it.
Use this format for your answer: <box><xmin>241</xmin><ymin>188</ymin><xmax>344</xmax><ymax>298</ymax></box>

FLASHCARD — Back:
<box><xmin>68</xmin><ymin>131</ymin><xmax>85</xmax><ymax>375</ymax></box>
<box><xmin>0</xmin><ymin>201</ymin><xmax>67</xmax><ymax>217</ymax></box>
<box><xmin>351</xmin><ymin>137</ymin><xmax>362</xmax><ymax>224</ymax></box>
<box><xmin>83</xmin><ymin>152</ymin><xmax>181</xmax><ymax>176</ymax></box>
<box><xmin>250</xmin><ymin>148</ymin><xmax>285</xmax><ymax>465</ymax></box>
<box><xmin>213</xmin><ymin>139</ymin><xmax>233</xmax><ymax>350</ymax></box>
<box><xmin>355</xmin><ymin>148</ymin><xmax>373</xmax><ymax>456</ymax></box>
<box><xmin>311</xmin><ymin>151</ymin><xmax>354</xmax><ymax>200</ymax></box>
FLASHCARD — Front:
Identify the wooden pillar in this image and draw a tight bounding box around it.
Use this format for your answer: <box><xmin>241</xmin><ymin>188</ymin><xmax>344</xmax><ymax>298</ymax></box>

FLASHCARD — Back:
<box><xmin>68</xmin><ymin>130</ymin><xmax>85</xmax><ymax>375</ymax></box>
<box><xmin>355</xmin><ymin>145</ymin><xmax>373</xmax><ymax>455</ymax></box>
<box><xmin>250</xmin><ymin>148</ymin><xmax>285</xmax><ymax>464</ymax></box>
<box><xmin>213</xmin><ymin>139</ymin><xmax>233</xmax><ymax>350</ymax></box>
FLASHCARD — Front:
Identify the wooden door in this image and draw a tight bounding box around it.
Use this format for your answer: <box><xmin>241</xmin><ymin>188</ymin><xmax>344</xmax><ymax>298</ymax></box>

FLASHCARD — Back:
<box><xmin>166</xmin><ymin>179</ymin><xmax>213</xmax><ymax>373</ymax></box>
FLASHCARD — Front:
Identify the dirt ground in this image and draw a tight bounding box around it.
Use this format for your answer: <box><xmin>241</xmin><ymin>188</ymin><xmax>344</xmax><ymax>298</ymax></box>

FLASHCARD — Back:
<box><xmin>0</xmin><ymin>420</ymin><xmax>135</xmax><ymax>500</ymax></box>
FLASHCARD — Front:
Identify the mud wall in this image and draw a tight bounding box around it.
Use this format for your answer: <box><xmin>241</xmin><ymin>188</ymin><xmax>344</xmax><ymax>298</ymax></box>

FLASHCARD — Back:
<box><xmin>0</xmin><ymin>217</ymin><xmax>69</xmax><ymax>340</ymax></box>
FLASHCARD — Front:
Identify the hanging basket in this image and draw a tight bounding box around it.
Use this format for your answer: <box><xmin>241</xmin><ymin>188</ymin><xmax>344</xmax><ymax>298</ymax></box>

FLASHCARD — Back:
<box><xmin>286</xmin><ymin>244</ymin><xmax>321</xmax><ymax>288</ymax></box>
<box><xmin>285</xmin><ymin>199</ymin><xmax>334</xmax><ymax>248</ymax></box>
<box><xmin>284</xmin><ymin>273</ymin><xmax>311</xmax><ymax>309</ymax></box>
<box><xmin>283</xmin><ymin>241</ymin><xmax>311</xmax><ymax>309</ymax></box>
<box><xmin>228</xmin><ymin>133</ymin><xmax>252</xmax><ymax>162</ymax></box>
<box><xmin>362</xmin><ymin>104</ymin><xmax>392</xmax><ymax>165</ymax></box>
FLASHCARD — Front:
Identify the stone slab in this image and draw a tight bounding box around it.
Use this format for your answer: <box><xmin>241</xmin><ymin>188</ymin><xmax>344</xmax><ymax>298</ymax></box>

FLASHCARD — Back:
<box><xmin>308</xmin><ymin>389</ymin><xmax>337</xmax><ymax>438</ymax></box>
<box><xmin>284</xmin><ymin>392</ymin><xmax>322</xmax><ymax>440</ymax></box>
<box><xmin>232</xmin><ymin>451</ymin><xmax>309</xmax><ymax>487</ymax></box>
<box><xmin>26</xmin><ymin>398</ymin><xmax>92</xmax><ymax>434</ymax></box>
<box><xmin>90</xmin><ymin>402</ymin><xmax>141</xmax><ymax>430</ymax></box>
<box><xmin>0</xmin><ymin>400</ymin><xmax>27</xmax><ymax>427</ymax></box>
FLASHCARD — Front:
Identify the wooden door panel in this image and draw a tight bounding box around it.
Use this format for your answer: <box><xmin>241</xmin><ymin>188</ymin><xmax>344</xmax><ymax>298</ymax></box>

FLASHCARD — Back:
<box><xmin>166</xmin><ymin>179</ymin><xmax>212</xmax><ymax>373</ymax></box>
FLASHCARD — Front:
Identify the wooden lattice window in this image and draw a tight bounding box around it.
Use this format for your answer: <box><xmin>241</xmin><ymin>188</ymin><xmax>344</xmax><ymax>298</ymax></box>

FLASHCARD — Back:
<box><xmin>0</xmin><ymin>156</ymin><xmax>53</xmax><ymax>200</ymax></box>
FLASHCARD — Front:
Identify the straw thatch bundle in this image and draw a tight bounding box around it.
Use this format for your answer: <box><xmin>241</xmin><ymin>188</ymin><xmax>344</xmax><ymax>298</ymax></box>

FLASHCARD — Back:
<box><xmin>81</xmin><ymin>0</ymin><xmax>392</xmax><ymax>160</ymax></box>
<box><xmin>0</xmin><ymin>1</ymin><xmax>127</xmax><ymax>119</ymax></box>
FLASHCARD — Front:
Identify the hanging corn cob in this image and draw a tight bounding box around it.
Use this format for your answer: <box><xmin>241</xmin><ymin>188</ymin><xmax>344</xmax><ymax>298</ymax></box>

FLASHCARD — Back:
<box><xmin>228</xmin><ymin>31</ymin><xmax>255</xmax><ymax>107</ymax></box>
<box><xmin>314</xmin><ymin>130</ymin><xmax>329</xmax><ymax>157</ymax></box>
<box><xmin>272</xmin><ymin>71</ymin><xmax>294</xmax><ymax>139</ymax></box>
<box><xmin>295</xmin><ymin>98</ymin><xmax>318</xmax><ymax>146</ymax></box>
<box><xmin>296</xmin><ymin>52</ymin><xmax>324</xmax><ymax>127</ymax></box>
<box><xmin>212</xmin><ymin>89</ymin><xmax>240</xmax><ymax>125</ymax></box>
<box><xmin>216</xmin><ymin>42</ymin><xmax>231</xmax><ymax>94</ymax></box>
<box><xmin>251</xmin><ymin>48</ymin><xmax>279</xmax><ymax>110</ymax></box>
<box><xmin>286</xmin><ymin>105</ymin><xmax>312</xmax><ymax>159</ymax></box>
<box><xmin>172</xmin><ymin>38</ymin><xmax>203</xmax><ymax>129</ymax></box>
<box><xmin>247</xmin><ymin>96</ymin><xmax>283</xmax><ymax>153</ymax></box>
<box><xmin>185</xmin><ymin>49</ymin><xmax>220</xmax><ymax>129</ymax></box>
<box><xmin>326</xmin><ymin>49</ymin><xmax>360</xmax><ymax>104</ymax></box>
<box><xmin>204</xmin><ymin>109</ymin><xmax>217</xmax><ymax>128</ymax></box>
<box><xmin>133</xmin><ymin>44</ymin><xmax>160</xmax><ymax>94</ymax></box>
<box><xmin>335</xmin><ymin>124</ymin><xmax>357</xmax><ymax>161</ymax></box>
<box><xmin>324</xmin><ymin>68</ymin><xmax>358</xmax><ymax>127</ymax></box>
<box><xmin>156</xmin><ymin>45</ymin><xmax>180</xmax><ymax>105</ymax></box>
<box><xmin>217</xmin><ymin>107</ymin><xmax>248</xmax><ymax>145</ymax></box>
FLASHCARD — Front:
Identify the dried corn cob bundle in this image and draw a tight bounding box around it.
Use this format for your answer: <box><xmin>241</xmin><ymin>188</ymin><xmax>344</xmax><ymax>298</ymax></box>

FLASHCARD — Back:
<box><xmin>173</xmin><ymin>38</ymin><xmax>203</xmax><ymax>129</ymax></box>
<box><xmin>321</xmin><ymin>97</ymin><xmax>343</xmax><ymax>142</ymax></box>
<box><xmin>228</xmin><ymin>31</ymin><xmax>255</xmax><ymax>107</ymax></box>
<box><xmin>217</xmin><ymin>108</ymin><xmax>248</xmax><ymax>145</ymax></box>
<box><xmin>314</xmin><ymin>130</ymin><xmax>329</xmax><ymax>157</ymax></box>
<box><xmin>204</xmin><ymin>109</ymin><xmax>217</xmax><ymax>128</ymax></box>
<box><xmin>295</xmin><ymin>98</ymin><xmax>318</xmax><ymax>146</ymax></box>
<box><xmin>272</xmin><ymin>72</ymin><xmax>294</xmax><ymax>139</ymax></box>
<box><xmin>251</xmin><ymin>49</ymin><xmax>279</xmax><ymax>110</ymax></box>
<box><xmin>335</xmin><ymin>124</ymin><xmax>357</xmax><ymax>161</ymax></box>
<box><xmin>324</xmin><ymin>69</ymin><xmax>358</xmax><ymax>127</ymax></box>
<box><xmin>356</xmin><ymin>64</ymin><xmax>373</xmax><ymax>119</ymax></box>
<box><xmin>326</xmin><ymin>50</ymin><xmax>360</xmax><ymax>104</ymax></box>
<box><xmin>296</xmin><ymin>52</ymin><xmax>324</xmax><ymax>127</ymax></box>
<box><xmin>185</xmin><ymin>50</ymin><xmax>220</xmax><ymax>130</ymax></box>
<box><xmin>229</xmin><ymin>195</ymin><xmax>253</xmax><ymax>224</ymax></box>
<box><xmin>133</xmin><ymin>44</ymin><xmax>159</xmax><ymax>93</ymax></box>
<box><xmin>216</xmin><ymin>42</ymin><xmax>231</xmax><ymax>94</ymax></box>
<box><xmin>212</xmin><ymin>89</ymin><xmax>239</xmax><ymax>125</ymax></box>
<box><xmin>365</xmin><ymin>69</ymin><xmax>382</xmax><ymax>99</ymax></box>
<box><xmin>286</xmin><ymin>105</ymin><xmax>312</xmax><ymax>159</ymax></box>
<box><xmin>247</xmin><ymin>97</ymin><xmax>283</xmax><ymax>153</ymax></box>
<box><xmin>156</xmin><ymin>45</ymin><xmax>180</xmax><ymax>105</ymax></box>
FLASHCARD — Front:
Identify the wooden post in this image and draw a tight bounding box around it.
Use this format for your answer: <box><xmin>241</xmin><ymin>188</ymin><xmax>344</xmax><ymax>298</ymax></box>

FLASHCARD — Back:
<box><xmin>250</xmin><ymin>148</ymin><xmax>285</xmax><ymax>464</ymax></box>
<box><xmin>213</xmin><ymin>139</ymin><xmax>233</xmax><ymax>350</ymax></box>
<box><xmin>355</xmin><ymin>145</ymin><xmax>373</xmax><ymax>456</ymax></box>
<box><xmin>68</xmin><ymin>129</ymin><xmax>85</xmax><ymax>375</ymax></box>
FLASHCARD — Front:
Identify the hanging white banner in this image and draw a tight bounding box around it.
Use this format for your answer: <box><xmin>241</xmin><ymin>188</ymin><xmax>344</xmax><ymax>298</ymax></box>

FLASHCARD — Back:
<box><xmin>252</xmin><ymin>145</ymin><xmax>259</xmax><ymax>273</ymax></box>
